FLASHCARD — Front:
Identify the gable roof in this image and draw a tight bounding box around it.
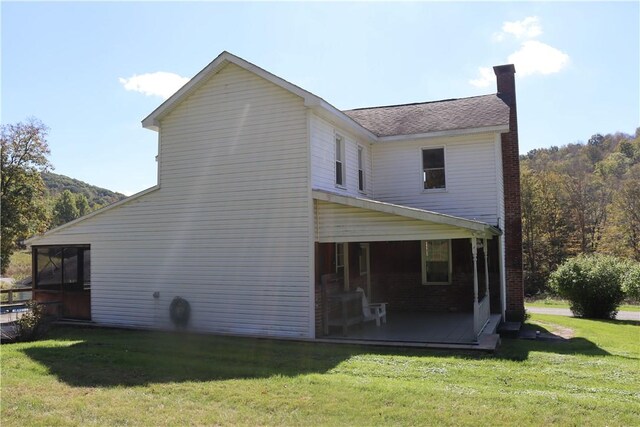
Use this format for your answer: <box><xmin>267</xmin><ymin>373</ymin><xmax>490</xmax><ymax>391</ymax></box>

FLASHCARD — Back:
<box><xmin>142</xmin><ymin>51</ymin><xmax>510</xmax><ymax>141</ymax></box>
<box><xmin>142</xmin><ymin>51</ymin><xmax>377</xmax><ymax>140</ymax></box>
<box><xmin>343</xmin><ymin>95</ymin><xmax>510</xmax><ymax>137</ymax></box>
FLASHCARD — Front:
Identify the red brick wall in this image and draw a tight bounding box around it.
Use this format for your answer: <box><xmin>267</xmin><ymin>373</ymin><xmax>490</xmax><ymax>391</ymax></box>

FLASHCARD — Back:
<box><xmin>494</xmin><ymin>65</ymin><xmax>525</xmax><ymax>321</ymax></box>
<box><xmin>315</xmin><ymin>239</ymin><xmax>503</xmax><ymax>335</ymax></box>
<box><xmin>369</xmin><ymin>240</ymin><xmax>500</xmax><ymax>313</ymax></box>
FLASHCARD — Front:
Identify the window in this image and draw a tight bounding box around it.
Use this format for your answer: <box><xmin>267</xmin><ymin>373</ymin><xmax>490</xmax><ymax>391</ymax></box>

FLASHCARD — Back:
<box><xmin>421</xmin><ymin>240</ymin><xmax>451</xmax><ymax>285</ymax></box>
<box><xmin>357</xmin><ymin>146</ymin><xmax>365</xmax><ymax>192</ymax></box>
<box><xmin>422</xmin><ymin>148</ymin><xmax>446</xmax><ymax>190</ymax></box>
<box><xmin>335</xmin><ymin>134</ymin><xmax>345</xmax><ymax>187</ymax></box>
<box><xmin>34</xmin><ymin>246</ymin><xmax>91</xmax><ymax>291</ymax></box>
<box><xmin>335</xmin><ymin>243</ymin><xmax>345</xmax><ymax>277</ymax></box>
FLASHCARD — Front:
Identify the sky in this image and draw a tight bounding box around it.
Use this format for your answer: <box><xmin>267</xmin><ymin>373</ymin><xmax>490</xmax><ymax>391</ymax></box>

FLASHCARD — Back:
<box><xmin>2</xmin><ymin>1</ymin><xmax>639</xmax><ymax>196</ymax></box>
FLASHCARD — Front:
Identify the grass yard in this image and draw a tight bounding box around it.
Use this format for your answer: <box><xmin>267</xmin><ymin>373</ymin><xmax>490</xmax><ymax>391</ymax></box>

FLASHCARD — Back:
<box><xmin>526</xmin><ymin>297</ymin><xmax>640</xmax><ymax>312</ymax></box>
<box><xmin>4</xmin><ymin>251</ymin><xmax>31</xmax><ymax>283</ymax></box>
<box><xmin>1</xmin><ymin>314</ymin><xmax>639</xmax><ymax>426</ymax></box>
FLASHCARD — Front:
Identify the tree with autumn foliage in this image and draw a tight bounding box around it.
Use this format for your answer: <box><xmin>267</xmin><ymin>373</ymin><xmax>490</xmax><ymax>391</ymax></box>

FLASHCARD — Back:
<box><xmin>1</xmin><ymin>118</ymin><xmax>52</xmax><ymax>275</ymax></box>
<box><xmin>521</xmin><ymin>129</ymin><xmax>640</xmax><ymax>295</ymax></box>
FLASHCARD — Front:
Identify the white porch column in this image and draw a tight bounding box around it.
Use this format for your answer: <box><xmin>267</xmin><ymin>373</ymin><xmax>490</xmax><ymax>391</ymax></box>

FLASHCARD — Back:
<box><xmin>472</xmin><ymin>237</ymin><xmax>479</xmax><ymax>335</ymax></box>
<box><xmin>484</xmin><ymin>238</ymin><xmax>490</xmax><ymax>297</ymax></box>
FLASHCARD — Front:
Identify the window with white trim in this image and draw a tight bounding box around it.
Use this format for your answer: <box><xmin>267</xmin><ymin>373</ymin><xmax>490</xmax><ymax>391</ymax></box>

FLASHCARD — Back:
<box><xmin>421</xmin><ymin>239</ymin><xmax>451</xmax><ymax>285</ymax></box>
<box><xmin>422</xmin><ymin>147</ymin><xmax>446</xmax><ymax>190</ymax></box>
<box><xmin>335</xmin><ymin>134</ymin><xmax>345</xmax><ymax>187</ymax></box>
<box><xmin>335</xmin><ymin>243</ymin><xmax>345</xmax><ymax>277</ymax></box>
<box><xmin>357</xmin><ymin>145</ymin><xmax>365</xmax><ymax>192</ymax></box>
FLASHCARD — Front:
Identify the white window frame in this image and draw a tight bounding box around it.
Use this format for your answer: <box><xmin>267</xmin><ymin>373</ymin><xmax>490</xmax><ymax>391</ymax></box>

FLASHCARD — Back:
<box><xmin>421</xmin><ymin>146</ymin><xmax>447</xmax><ymax>192</ymax></box>
<box><xmin>335</xmin><ymin>133</ymin><xmax>346</xmax><ymax>188</ymax></box>
<box><xmin>335</xmin><ymin>242</ymin><xmax>344</xmax><ymax>275</ymax></box>
<box><xmin>357</xmin><ymin>145</ymin><xmax>366</xmax><ymax>193</ymax></box>
<box><xmin>421</xmin><ymin>239</ymin><xmax>452</xmax><ymax>285</ymax></box>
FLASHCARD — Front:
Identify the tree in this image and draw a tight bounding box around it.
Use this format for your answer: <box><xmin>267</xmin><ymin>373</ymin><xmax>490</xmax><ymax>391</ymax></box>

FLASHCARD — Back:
<box><xmin>52</xmin><ymin>190</ymin><xmax>80</xmax><ymax>227</ymax></box>
<box><xmin>75</xmin><ymin>193</ymin><xmax>90</xmax><ymax>216</ymax></box>
<box><xmin>1</xmin><ymin>118</ymin><xmax>51</xmax><ymax>275</ymax></box>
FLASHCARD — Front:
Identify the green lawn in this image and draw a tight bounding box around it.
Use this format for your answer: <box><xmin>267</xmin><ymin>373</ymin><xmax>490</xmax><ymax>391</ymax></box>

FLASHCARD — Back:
<box><xmin>1</xmin><ymin>314</ymin><xmax>639</xmax><ymax>426</ymax></box>
<box><xmin>526</xmin><ymin>297</ymin><xmax>640</xmax><ymax>312</ymax></box>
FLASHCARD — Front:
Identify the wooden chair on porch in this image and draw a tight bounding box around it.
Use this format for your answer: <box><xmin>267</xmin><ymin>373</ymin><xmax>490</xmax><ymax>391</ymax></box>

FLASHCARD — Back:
<box><xmin>356</xmin><ymin>287</ymin><xmax>387</xmax><ymax>327</ymax></box>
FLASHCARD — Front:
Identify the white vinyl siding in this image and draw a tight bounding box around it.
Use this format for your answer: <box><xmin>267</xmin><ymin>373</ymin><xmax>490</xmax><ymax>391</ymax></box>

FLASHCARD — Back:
<box><xmin>310</xmin><ymin>113</ymin><xmax>372</xmax><ymax>197</ymax></box>
<box><xmin>372</xmin><ymin>133</ymin><xmax>501</xmax><ymax>225</ymax></box>
<box><xmin>32</xmin><ymin>63</ymin><xmax>312</xmax><ymax>338</ymax></box>
<box><xmin>314</xmin><ymin>200</ymin><xmax>474</xmax><ymax>242</ymax></box>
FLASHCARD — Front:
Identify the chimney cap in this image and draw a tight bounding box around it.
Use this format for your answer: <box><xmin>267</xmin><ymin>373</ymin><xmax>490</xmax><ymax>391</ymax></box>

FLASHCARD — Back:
<box><xmin>493</xmin><ymin>64</ymin><xmax>516</xmax><ymax>75</ymax></box>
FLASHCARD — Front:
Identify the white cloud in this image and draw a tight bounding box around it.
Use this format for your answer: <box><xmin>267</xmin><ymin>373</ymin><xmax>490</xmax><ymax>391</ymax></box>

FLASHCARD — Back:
<box><xmin>504</xmin><ymin>16</ymin><xmax>542</xmax><ymax>39</ymax></box>
<box><xmin>119</xmin><ymin>72</ymin><xmax>189</xmax><ymax>99</ymax></box>
<box><xmin>507</xmin><ymin>40</ymin><xmax>570</xmax><ymax>77</ymax></box>
<box><xmin>471</xmin><ymin>17</ymin><xmax>569</xmax><ymax>88</ymax></box>
<box><xmin>493</xmin><ymin>16</ymin><xmax>542</xmax><ymax>41</ymax></box>
<box><xmin>469</xmin><ymin>67</ymin><xmax>494</xmax><ymax>88</ymax></box>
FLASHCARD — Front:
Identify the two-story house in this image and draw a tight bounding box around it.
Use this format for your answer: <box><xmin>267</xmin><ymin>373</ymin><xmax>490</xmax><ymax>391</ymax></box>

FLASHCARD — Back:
<box><xmin>26</xmin><ymin>51</ymin><xmax>524</xmax><ymax>348</ymax></box>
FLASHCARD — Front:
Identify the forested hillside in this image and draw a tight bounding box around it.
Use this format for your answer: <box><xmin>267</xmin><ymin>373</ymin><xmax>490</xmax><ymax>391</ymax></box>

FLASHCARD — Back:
<box><xmin>521</xmin><ymin>128</ymin><xmax>640</xmax><ymax>295</ymax></box>
<box><xmin>41</xmin><ymin>172</ymin><xmax>127</xmax><ymax>229</ymax></box>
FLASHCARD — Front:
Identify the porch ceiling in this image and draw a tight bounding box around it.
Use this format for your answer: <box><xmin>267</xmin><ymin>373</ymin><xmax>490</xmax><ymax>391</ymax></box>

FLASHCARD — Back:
<box><xmin>312</xmin><ymin>190</ymin><xmax>500</xmax><ymax>243</ymax></box>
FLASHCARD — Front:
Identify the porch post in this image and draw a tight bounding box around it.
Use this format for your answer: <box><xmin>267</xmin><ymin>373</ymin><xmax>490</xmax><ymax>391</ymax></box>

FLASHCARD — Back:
<box><xmin>484</xmin><ymin>238</ymin><xmax>490</xmax><ymax>297</ymax></box>
<box><xmin>472</xmin><ymin>237</ymin><xmax>479</xmax><ymax>335</ymax></box>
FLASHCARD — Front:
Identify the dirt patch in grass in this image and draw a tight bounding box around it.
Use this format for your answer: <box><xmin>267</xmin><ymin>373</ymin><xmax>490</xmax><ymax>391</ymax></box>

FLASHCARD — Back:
<box><xmin>534</xmin><ymin>320</ymin><xmax>575</xmax><ymax>340</ymax></box>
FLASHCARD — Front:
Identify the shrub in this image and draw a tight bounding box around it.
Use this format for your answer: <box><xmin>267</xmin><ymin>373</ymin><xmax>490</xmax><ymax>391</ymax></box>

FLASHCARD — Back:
<box><xmin>15</xmin><ymin>301</ymin><xmax>51</xmax><ymax>342</ymax></box>
<box><xmin>548</xmin><ymin>255</ymin><xmax>626</xmax><ymax>319</ymax></box>
<box><xmin>622</xmin><ymin>262</ymin><xmax>640</xmax><ymax>302</ymax></box>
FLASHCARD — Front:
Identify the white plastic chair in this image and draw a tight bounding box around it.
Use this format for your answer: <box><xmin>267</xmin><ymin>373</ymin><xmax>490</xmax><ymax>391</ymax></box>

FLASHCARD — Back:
<box><xmin>356</xmin><ymin>287</ymin><xmax>387</xmax><ymax>327</ymax></box>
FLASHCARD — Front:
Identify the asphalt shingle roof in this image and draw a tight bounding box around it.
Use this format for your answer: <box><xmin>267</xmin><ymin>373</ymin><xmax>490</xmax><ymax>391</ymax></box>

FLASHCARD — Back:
<box><xmin>343</xmin><ymin>94</ymin><xmax>509</xmax><ymax>137</ymax></box>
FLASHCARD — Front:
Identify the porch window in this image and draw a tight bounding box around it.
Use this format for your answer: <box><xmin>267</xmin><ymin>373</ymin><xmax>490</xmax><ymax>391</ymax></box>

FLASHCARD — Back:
<box><xmin>421</xmin><ymin>239</ymin><xmax>451</xmax><ymax>285</ymax></box>
<box><xmin>357</xmin><ymin>145</ymin><xmax>365</xmax><ymax>192</ymax></box>
<box><xmin>34</xmin><ymin>246</ymin><xmax>91</xmax><ymax>291</ymax></box>
<box><xmin>335</xmin><ymin>243</ymin><xmax>345</xmax><ymax>277</ymax></box>
<box><xmin>422</xmin><ymin>147</ymin><xmax>446</xmax><ymax>190</ymax></box>
<box><xmin>335</xmin><ymin>134</ymin><xmax>345</xmax><ymax>187</ymax></box>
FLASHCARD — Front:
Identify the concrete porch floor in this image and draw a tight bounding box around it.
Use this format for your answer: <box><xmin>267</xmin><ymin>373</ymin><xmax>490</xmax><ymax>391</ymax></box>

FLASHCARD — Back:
<box><xmin>325</xmin><ymin>312</ymin><xmax>492</xmax><ymax>344</ymax></box>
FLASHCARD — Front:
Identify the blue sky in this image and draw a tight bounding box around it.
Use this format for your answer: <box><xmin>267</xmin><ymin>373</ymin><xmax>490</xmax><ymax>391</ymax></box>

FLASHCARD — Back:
<box><xmin>2</xmin><ymin>1</ymin><xmax>638</xmax><ymax>195</ymax></box>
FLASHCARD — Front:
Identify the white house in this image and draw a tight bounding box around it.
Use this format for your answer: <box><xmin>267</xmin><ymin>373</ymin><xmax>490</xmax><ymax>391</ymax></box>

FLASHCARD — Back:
<box><xmin>26</xmin><ymin>52</ymin><xmax>524</xmax><ymax>347</ymax></box>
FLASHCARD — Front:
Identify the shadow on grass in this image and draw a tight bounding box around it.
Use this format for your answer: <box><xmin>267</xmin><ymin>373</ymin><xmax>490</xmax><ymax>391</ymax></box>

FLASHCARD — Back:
<box><xmin>20</xmin><ymin>326</ymin><xmax>396</xmax><ymax>387</ymax></box>
<box><xmin>495</xmin><ymin>321</ymin><xmax>613</xmax><ymax>361</ymax></box>
<box><xmin>19</xmin><ymin>324</ymin><xmax>616</xmax><ymax>387</ymax></box>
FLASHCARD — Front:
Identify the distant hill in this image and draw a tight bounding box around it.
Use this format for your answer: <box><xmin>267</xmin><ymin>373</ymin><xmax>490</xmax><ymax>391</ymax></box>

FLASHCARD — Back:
<box><xmin>42</xmin><ymin>172</ymin><xmax>127</xmax><ymax>209</ymax></box>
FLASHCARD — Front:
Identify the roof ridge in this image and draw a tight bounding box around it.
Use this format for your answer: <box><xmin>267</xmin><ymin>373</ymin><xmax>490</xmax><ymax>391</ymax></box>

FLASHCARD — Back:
<box><xmin>343</xmin><ymin>94</ymin><xmax>497</xmax><ymax>112</ymax></box>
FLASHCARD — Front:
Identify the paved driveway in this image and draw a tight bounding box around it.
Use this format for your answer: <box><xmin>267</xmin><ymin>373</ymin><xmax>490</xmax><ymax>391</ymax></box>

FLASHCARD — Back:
<box><xmin>526</xmin><ymin>306</ymin><xmax>639</xmax><ymax>321</ymax></box>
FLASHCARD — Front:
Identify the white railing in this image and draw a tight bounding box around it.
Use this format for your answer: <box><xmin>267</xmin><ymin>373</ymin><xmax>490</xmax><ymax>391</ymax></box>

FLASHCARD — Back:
<box><xmin>473</xmin><ymin>295</ymin><xmax>491</xmax><ymax>337</ymax></box>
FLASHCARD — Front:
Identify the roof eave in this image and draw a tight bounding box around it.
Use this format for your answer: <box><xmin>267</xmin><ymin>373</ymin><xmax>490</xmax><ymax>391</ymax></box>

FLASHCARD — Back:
<box><xmin>24</xmin><ymin>185</ymin><xmax>160</xmax><ymax>246</ymax></box>
<box><xmin>312</xmin><ymin>189</ymin><xmax>500</xmax><ymax>236</ymax></box>
<box><xmin>141</xmin><ymin>51</ymin><xmax>377</xmax><ymax>141</ymax></box>
<box><xmin>373</xmin><ymin>124</ymin><xmax>509</xmax><ymax>143</ymax></box>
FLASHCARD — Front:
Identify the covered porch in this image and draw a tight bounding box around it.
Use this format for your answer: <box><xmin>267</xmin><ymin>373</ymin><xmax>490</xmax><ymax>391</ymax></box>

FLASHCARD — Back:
<box><xmin>313</xmin><ymin>190</ymin><xmax>504</xmax><ymax>346</ymax></box>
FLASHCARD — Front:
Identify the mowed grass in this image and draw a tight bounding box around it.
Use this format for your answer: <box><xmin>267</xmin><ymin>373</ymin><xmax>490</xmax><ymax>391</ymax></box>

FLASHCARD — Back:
<box><xmin>4</xmin><ymin>250</ymin><xmax>31</xmax><ymax>283</ymax></box>
<box><xmin>1</xmin><ymin>314</ymin><xmax>639</xmax><ymax>426</ymax></box>
<box><xmin>526</xmin><ymin>297</ymin><xmax>640</xmax><ymax>312</ymax></box>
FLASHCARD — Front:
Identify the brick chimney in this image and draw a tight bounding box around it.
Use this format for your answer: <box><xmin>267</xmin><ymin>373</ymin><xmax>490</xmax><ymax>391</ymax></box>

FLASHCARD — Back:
<box><xmin>494</xmin><ymin>64</ymin><xmax>524</xmax><ymax>322</ymax></box>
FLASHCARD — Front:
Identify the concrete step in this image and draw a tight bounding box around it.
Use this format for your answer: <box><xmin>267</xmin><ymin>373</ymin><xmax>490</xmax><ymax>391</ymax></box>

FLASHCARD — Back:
<box><xmin>498</xmin><ymin>321</ymin><xmax>522</xmax><ymax>338</ymax></box>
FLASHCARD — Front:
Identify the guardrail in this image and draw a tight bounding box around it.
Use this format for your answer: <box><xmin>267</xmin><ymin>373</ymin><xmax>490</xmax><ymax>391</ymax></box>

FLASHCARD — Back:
<box><xmin>0</xmin><ymin>287</ymin><xmax>33</xmax><ymax>305</ymax></box>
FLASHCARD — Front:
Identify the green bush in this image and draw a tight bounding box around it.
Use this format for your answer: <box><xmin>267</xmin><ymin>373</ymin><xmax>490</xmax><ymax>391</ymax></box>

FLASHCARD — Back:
<box><xmin>548</xmin><ymin>255</ymin><xmax>626</xmax><ymax>319</ymax></box>
<box><xmin>15</xmin><ymin>301</ymin><xmax>51</xmax><ymax>342</ymax></box>
<box><xmin>622</xmin><ymin>262</ymin><xmax>640</xmax><ymax>302</ymax></box>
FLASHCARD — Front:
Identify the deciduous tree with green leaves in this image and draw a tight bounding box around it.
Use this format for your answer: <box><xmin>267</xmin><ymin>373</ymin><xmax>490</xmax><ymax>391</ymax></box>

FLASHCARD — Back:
<box><xmin>1</xmin><ymin>118</ymin><xmax>52</xmax><ymax>275</ymax></box>
<box><xmin>52</xmin><ymin>190</ymin><xmax>80</xmax><ymax>227</ymax></box>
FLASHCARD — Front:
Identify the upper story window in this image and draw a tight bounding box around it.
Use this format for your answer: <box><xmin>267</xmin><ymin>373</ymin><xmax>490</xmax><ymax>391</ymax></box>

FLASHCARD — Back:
<box><xmin>357</xmin><ymin>145</ymin><xmax>365</xmax><ymax>192</ymax></box>
<box><xmin>335</xmin><ymin>134</ymin><xmax>346</xmax><ymax>187</ymax></box>
<box><xmin>422</xmin><ymin>147</ymin><xmax>446</xmax><ymax>190</ymax></box>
